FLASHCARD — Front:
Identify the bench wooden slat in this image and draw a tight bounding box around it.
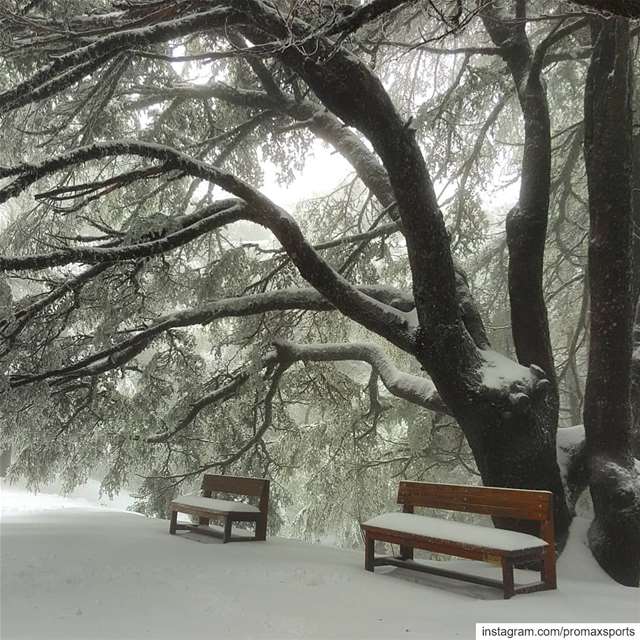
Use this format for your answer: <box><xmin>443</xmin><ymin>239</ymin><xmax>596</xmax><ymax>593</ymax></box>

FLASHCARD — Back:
<box><xmin>171</xmin><ymin>495</ymin><xmax>261</xmax><ymax>514</ymax></box>
<box><xmin>374</xmin><ymin>556</ymin><xmax>506</xmax><ymax>590</ymax></box>
<box><xmin>362</xmin><ymin>513</ymin><xmax>547</xmax><ymax>552</ymax></box>
<box><xmin>202</xmin><ymin>474</ymin><xmax>267</xmax><ymax>497</ymax></box>
<box><xmin>397</xmin><ymin>481</ymin><xmax>552</xmax><ymax>521</ymax></box>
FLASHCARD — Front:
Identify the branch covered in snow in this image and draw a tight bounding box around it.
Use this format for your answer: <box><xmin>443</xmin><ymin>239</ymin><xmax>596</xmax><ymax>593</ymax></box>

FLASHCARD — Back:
<box><xmin>149</xmin><ymin>336</ymin><xmax>448</xmax><ymax>446</ymax></box>
<box><xmin>0</xmin><ymin>7</ymin><xmax>233</xmax><ymax>116</ymax></box>
<box><xmin>273</xmin><ymin>339</ymin><xmax>448</xmax><ymax>415</ymax></box>
<box><xmin>0</xmin><ymin>200</ymin><xmax>246</xmax><ymax>271</ymax></box>
<box><xmin>8</xmin><ymin>286</ymin><xmax>415</xmax><ymax>388</ymax></box>
<box><xmin>0</xmin><ymin>140</ymin><xmax>416</xmax><ymax>354</ymax></box>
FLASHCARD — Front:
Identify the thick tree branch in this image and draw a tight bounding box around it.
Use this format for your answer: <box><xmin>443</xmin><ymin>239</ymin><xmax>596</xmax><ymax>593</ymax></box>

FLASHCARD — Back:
<box><xmin>8</xmin><ymin>285</ymin><xmax>415</xmax><ymax>388</ymax></box>
<box><xmin>273</xmin><ymin>338</ymin><xmax>448</xmax><ymax>415</ymax></box>
<box><xmin>231</xmin><ymin>1</ymin><xmax>483</xmax><ymax>407</ymax></box>
<box><xmin>0</xmin><ymin>200</ymin><xmax>245</xmax><ymax>271</ymax></box>
<box><xmin>0</xmin><ymin>140</ymin><xmax>416</xmax><ymax>351</ymax></box>
<box><xmin>568</xmin><ymin>0</ymin><xmax>640</xmax><ymax>18</ymax></box>
<box><xmin>0</xmin><ymin>7</ymin><xmax>233</xmax><ymax>115</ymax></box>
<box><xmin>481</xmin><ymin>2</ymin><xmax>557</xmax><ymax>388</ymax></box>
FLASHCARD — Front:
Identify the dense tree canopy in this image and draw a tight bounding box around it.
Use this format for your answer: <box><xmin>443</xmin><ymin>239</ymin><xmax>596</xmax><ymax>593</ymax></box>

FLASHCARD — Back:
<box><xmin>0</xmin><ymin>0</ymin><xmax>639</xmax><ymax>584</ymax></box>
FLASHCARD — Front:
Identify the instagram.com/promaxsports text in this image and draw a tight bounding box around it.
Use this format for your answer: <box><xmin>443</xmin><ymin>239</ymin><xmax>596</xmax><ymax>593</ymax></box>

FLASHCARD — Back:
<box><xmin>476</xmin><ymin>624</ymin><xmax>640</xmax><ymax>639</ymax></box>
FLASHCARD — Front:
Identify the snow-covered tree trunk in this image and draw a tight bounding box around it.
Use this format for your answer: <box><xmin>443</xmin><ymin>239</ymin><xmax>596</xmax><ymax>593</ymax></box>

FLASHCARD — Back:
<box><xmin>583</xmin><ymin>14</ymin><xmax>640</xmax><ymax>587</ymax></box>
<box><xmin>631</xmin><ymin>79</ymin><xmax>640</xmax><ymax>460</ymax></box>
<box><xmin>632</xmin><ymin>300</ymin><xmax>640</xmax><ymax>459</ymax></box>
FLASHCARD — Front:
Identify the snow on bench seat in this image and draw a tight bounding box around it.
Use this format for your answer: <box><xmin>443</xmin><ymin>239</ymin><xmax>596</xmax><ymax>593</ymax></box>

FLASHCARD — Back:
<box><xmin>363</xmin><ymin>512</ymin><xmax>548</xmax><ymax>552</ymax></box>
<box><xmin>172</xmin><ymin>495</ymin><xmax>260</xmax><ymax>513</ymax></box>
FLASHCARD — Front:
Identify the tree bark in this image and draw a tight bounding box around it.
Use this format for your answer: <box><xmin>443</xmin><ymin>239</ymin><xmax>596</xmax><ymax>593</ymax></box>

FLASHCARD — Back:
<box><xmin>583</xmin><ymin>15</ymin><xmax>640</xmax><ymax>587</ymax></box>
<box><xmin>481</xmin><ymin>0</ymin><xmax>557</xmax><ymax>391</ymax></box>
<box><xmin>631</xmin><ymin>77</ymin><xmax>640</xmax><ymax>459</ymax></box>
<box><xmin>569</xmin><ymin>0</ymin><xmax>640</xmax><ymax>18</ymax></box>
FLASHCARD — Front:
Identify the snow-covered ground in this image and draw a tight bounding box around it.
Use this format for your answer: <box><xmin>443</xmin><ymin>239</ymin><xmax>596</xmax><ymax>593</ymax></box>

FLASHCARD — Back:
<box><xmin>1</xmin><ymin>484</ymin><xmax>638</xmax><ymax>639</ymax></box>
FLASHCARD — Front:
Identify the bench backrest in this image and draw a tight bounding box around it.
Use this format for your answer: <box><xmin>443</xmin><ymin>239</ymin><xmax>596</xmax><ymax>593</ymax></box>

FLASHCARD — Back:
<box><xmin>397</xmin><ymin>481</ymin><xmax>554</xmax><ymax>544</ymax></box>
<box><xmin>201</xmin><ymin>474</ymin><xmax>270</xmax><ymax>514</ymax></box>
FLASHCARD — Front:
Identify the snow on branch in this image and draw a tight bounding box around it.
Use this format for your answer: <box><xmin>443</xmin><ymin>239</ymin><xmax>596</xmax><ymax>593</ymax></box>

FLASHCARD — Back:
<box><xmin>0</xmin><ymin>201</ymin><xmax>246</xmax><ymax>271</ymax></box>
<box><xmin>0</xmin><ymin>7</ymin><xmax>233</xmax><ymax>116</ymax></box>
<box><xmin>478</xmin><ymin>349</ymin><xmax>554</xmax><ymax>410</ymax></box>
<box><xmin>273</xmin><ymin>339</ymin><xmax>448</xmax><ymax>415</ymax></box>
<box><xmin>8</xmin><ymin>286</ymin><xmax>415</xmax><ymax>388</ymax></box>
<box><xmin>148</xmin><ymin>335</ymin><xmax>449</xmax><ymax>452</ymax></box>
<box><xmin>127</xmin><ymin>80</ymin><xmax>396</xmax><ymax>211</ymax></box>
<box><xmin>0</xmin><ymin>264</ymin><xmax>110</xmax><ymax>355</ymax></box>
<box><xmin>0</xmin><ymin>139</ymin><xmax>416</xmax><ymax>354</ymax></box>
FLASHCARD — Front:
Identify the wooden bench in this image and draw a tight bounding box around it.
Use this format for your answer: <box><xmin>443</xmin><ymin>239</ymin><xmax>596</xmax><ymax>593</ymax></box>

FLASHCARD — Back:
<box><xmin>361</xmin><ymin>481</ymin><xmax>556</xmax><ymax>599</ymax></box>
<box><xmin>169</xmin><ymin>474</ymin><xmax>269</xmax><ymax>543</ymax></box>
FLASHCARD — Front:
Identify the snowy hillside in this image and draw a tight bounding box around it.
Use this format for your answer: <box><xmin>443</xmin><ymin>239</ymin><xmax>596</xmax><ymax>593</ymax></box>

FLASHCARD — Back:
<box><xmin>1</xmin><ymin>485</ymin><xmax>638</xmax><ymax>639</ymax></box>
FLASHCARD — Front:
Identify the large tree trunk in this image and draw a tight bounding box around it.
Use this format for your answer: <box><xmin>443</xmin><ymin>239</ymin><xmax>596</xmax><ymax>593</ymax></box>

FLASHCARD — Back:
<box><xmin>632</xmin><ymin>299</ymin><xmax>640</xmax><ymax>458</ymax></box>
<box><xmin>631</xmin><ymin>75</ymin><xmax>640</xmax><ymax>459</ymax></box>
<box><xmin>465</xmin><ymin>2</ymin><xmax>569</xmax><ymax>543</ymax></box>
<box><xmin>444</xmin><ymin>388</ymin><xmax>571</xmax><ymax>545</ymax></box>
<box><xmin>583</xmin><ymin>15</ymin><xmax>640</xmax><ymax>587</ymax></box>
<box><xmin>481</xmin><ymin>2</ymin><xmax>556</xmax><ymax>389</ymax></box>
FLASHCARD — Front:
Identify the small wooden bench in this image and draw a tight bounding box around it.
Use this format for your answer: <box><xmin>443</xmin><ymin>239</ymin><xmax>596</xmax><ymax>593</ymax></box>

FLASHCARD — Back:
<box><xmin>361</xmin><ymin>481</ymin><xmax>556</xmax><ymax>599</ymax></box>
<box><xmin>169</xmin><ymin>474</ymin><xmax>269</xmax><ymax>543</ymax></box>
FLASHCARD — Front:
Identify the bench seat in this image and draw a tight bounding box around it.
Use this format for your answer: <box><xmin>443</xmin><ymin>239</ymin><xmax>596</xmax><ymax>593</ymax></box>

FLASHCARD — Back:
<box><xmin>172</xmin><ymin>495</ymin><xmax>261</xmax><ymax>514</ymax></box>
<box><xmin>363</xmin><ymin>513</ymin><xmax>547</xmax><ymax>554</ymax></box>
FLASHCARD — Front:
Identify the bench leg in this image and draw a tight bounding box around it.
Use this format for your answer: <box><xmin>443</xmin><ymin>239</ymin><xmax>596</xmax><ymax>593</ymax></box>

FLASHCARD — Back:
<box><xmin>541</xmin><ymin>547</ymin><xmax>557</xmax><ymax>590</ymax></box>
<box><xmin>255</xmin><ymin>516</ymin><xmax>267</xmax><ymax>541</ymax></box>
<box><xmin>223</xmin><ymin>516</ymin><xmax>232</xmax><ymax>543</ymax></box>
<box><xmin>169</xmin><ymin>510</ymin><xmax>178</xmax><ymax>535</ymax></box>
<box><xmin>365</xmin><ymin>533</ymin><xmax>375</xmax><ymax>572</ymax></box>
<box><xmin>501</xmin><ymin>558</ymin><xmax>515</xmax><ymax>599</ymax></box>
<box><xmin>399</xmin><ymin>544</ymin><xmax>414</xmax><ymax>561</ymax></box>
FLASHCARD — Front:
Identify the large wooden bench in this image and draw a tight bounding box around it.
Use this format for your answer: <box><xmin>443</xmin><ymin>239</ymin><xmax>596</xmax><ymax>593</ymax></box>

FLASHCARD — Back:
<box><xmin>361</xmin><ymin>481</ymin><xmax>556</xmax><ymax>599</ymax></box>
<box><xmin>169</xmin><ymin>474</ymin><xmax>269</xmax><ymax>543</ymax></box>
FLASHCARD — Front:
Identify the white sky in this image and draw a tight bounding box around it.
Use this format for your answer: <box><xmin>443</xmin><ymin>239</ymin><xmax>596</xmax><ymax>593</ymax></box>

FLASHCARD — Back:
<box><xmin>261</xmin><ymin>140</ymin><xmax>354</xmax><ymax>212</ymax></box>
